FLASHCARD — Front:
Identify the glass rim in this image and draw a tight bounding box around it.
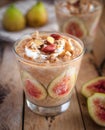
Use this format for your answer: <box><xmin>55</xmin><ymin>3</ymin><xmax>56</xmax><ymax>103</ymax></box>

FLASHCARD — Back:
<box><xmin>13</xmin><ymin>31</ymin><xmax>85</xmax><ymax>67</ymax></box>
<box><xmin>54</xmin><ymin>0</ymin><xmax>103</xmax><ymax>16</ymax></box>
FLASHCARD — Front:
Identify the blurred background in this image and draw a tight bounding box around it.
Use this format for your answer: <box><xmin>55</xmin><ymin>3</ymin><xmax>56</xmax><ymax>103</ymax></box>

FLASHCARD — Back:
<box><xmin>0</xmin><ymin>0</ymin><xmax>54</xmax><ymax>7</ymax></box>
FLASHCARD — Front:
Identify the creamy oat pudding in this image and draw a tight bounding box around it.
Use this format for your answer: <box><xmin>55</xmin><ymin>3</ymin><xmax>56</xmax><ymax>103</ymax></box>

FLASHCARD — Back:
<box><xmin>55</xmin><ymin>0</ymin><xmax>103</xmax><ymax>51</ymax></box>
<box><xmin>14</xmin><ymin>31</ymin><xmax>84</xmax><ymax>116</ymax></box>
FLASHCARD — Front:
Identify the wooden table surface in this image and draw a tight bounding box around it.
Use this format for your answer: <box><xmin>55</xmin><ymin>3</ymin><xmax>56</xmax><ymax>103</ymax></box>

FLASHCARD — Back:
<box><xmin>0</xmin><ymin>2</ymin><xmax>105</xmax><ymax>130</ymax></box>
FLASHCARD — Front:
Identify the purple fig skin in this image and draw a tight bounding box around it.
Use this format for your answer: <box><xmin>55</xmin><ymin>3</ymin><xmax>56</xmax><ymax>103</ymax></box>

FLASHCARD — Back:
<box><xmin>88</xmin><ymin>93</ymin><xmax>105</xmax><ymax>127</ymax></box>
<box><xmin>81</xmin><ymin>77</ymin><xmax>105</xmax><ymax>98</ymax></box>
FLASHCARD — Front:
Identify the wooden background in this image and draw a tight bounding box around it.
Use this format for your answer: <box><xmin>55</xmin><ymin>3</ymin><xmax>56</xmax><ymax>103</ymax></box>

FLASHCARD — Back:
<box><xmin>0</xmin><ymin>1</ymin><xmax>105</xmax><ymax>130</ymax></box>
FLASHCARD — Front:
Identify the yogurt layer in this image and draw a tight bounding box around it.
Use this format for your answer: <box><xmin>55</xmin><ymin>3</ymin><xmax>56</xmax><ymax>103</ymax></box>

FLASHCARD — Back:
<box><xmin>16</xmin><ymin>31</ymin><xmax>83</xmax><ymax>64</ymax></box>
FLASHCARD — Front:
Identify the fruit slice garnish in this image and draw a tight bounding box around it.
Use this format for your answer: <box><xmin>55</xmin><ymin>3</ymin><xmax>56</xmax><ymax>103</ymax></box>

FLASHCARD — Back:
<box><xmin>81</xmin><ymin>76</ymin><xmax>105</xmax><ymax>98</ymax></box>
<box><xmin>87</xmin><ymin>93</ymin><xmax>105</xmax><ymax>127</ymax></box>
<box><xmin>48</xmin><ymin>69</ymin><xmax>76</xmax><ymax>99</ymax></box>
<box><xmin>63</xmin><ymin>17</ymin><xmax>87</xmax><ymax>39</ymax></box>
<box><xmin>21</xmin><ymin>71</ymin><xmax>47</xmax><ymax>100</ymax></box>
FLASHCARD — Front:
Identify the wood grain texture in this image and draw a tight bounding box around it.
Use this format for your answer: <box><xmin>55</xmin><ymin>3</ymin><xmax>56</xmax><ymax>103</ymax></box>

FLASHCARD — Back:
<box><xmin>0</xmin><ymin>46</ymin><xmax>23</xmax><ymax>130</ymax></box>
<box><xmin>0</xmin><ymin>84</ymin><xmax>10</xmax><ymax>104</ymax></box>
<box><xmin>76</xmin><ymin>54</ymin><xmax>105</xmax><ymax>130</ymax></box>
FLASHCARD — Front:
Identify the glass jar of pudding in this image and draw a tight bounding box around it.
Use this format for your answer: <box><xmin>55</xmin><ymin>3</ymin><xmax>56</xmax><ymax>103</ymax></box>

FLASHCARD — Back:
<box><xmin>54</xmin><ymin>0</ymin><xmax>103</xmax><ymax>51</ymax></box>
<box><xmin>13</xmin><ymin>31</ymin><xmax>84</xmax><ymax>116</ymax></box>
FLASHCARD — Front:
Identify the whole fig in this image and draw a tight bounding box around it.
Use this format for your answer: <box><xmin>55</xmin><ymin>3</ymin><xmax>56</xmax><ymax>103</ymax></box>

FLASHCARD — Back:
<box><xmin>2</xmin><ymin>5</ymin><xmax>26</xmax><ymax>31</ymax></box>
<box><xmin>26</xmin><ymin>1</ymin><xmax>48</xmax><ymax>27</ymax></box>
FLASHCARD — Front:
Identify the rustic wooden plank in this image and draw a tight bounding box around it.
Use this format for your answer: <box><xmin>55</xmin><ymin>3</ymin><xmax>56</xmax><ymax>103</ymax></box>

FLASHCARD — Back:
<box><xmin>24</xmin><ymin>88</ymin><xmax>84</xmax><ymax>130</ymax></box>
<box><xmin>0</xmin><ymin>46</ymin><xmax>23</xmax><ymax>130</ymax></box>
<box><xmin>76</xmin><ymin>53</ymin><xmax>105</xmax><ymax>130</ymax></box>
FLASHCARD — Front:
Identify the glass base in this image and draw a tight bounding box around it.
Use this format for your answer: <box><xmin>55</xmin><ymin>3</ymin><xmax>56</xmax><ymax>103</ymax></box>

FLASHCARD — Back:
<box><xmin>26</xmin><ymin>99</ymin><xmax>70</xmax><ymax>116</ymax></box>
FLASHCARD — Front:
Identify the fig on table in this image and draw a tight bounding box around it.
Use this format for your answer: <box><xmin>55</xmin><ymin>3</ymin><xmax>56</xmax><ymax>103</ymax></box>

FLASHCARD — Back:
<box><xmin>81</xmin><ymin>76</ymin><xmax>105</xmax><ymax>98</ymax></box>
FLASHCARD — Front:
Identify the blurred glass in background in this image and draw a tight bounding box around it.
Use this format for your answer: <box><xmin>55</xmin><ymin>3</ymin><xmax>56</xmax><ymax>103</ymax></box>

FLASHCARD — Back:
<box><xmin>54</xmin><ymin>0</ymin><xmax>103</xmax><ymax>52</ymax></box>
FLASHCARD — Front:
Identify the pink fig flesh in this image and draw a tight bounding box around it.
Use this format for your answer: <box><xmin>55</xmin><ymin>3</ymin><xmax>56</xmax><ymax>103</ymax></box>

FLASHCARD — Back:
<box><xmin>25</xmin><ymin>79</ymin><xmax>42</xmax><ymax>99</ymax></box>
<box><xmin>88</xmin><ymin>93</ymin><xmax>105</xmax><ymax>127</ymax></box>
<box><xmin>81</xmin><ymin>77</ymin><xmax>105</xmax><ymax>98</ymax></box>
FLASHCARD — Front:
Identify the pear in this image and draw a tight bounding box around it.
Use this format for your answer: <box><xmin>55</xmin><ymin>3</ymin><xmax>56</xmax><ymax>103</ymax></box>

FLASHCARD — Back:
<box><xmin>2</xmin><ymin>5</ymin><xmax>26</xmax><ymax>31</ymax></box>
<box><xmin>26</xmin><ymin>1</ymin><xmax>48</xmax><ymax>27</ymax></box>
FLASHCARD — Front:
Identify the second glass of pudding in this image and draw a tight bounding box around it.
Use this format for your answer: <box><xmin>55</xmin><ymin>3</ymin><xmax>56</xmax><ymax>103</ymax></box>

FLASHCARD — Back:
<box><xmin>13</xmin><ymin>31</ymin><xmax>84</xmax><ymax>116</ymax></box>
<box><xmin>55</xmin><ymin>0</ymin><xmax>103</xmax><ymax>51</ymax></box>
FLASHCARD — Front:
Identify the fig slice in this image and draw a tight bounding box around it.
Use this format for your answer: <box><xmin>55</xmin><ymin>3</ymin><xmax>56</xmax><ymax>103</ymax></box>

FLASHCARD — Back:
<box><xmin>81</xmin><ymin>77</ymin><xmax>105</xmax><ymax>98</ymax></box>
<box><xmin>21</xmin><ymin>71</ymin><xmax>47</xmax><ymax>100</ymax></box>
<box><xmin>63</xmin><ymin>17</ymin><xmax>87</xmax><ymax>39</ymax></box>
<box><xmin>87</xmin><ymin>93</ymin><xmax>105</xmax><ymax>127</ymax></box>
<box><xmin>48</xmin><ymin>69</ymin><xmax>76</xmax><ymax>99</ymax></box>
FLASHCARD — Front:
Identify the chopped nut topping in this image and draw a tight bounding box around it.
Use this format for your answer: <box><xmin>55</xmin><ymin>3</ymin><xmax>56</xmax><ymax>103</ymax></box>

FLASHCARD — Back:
<box><xmin>16</xmin><ymin>31</ymin><xmax>82</xmax><ymax>64</ymax></box>
<box><xmin>31</xmin><ymin>31</ymin><xmax>40</xmax><ymax>39</ymax></box>
<box><xmin>65</xmin><ymin>41</ymin><xmax>72</xmax><ymax>52</ymax></box>
<box><xmin>65</xmin><ymin>51</ymin><xmax>72</xmax><ymax>56</ymax></box>
<box><xmin>34</xmin><ymin>39</ymin><xmax>44</xmax><ymax>47</ymax></box>
<box><xmin>68</xmin><ymin>39</ymin><xmax>74</xmax><ymax>51</ymax></box>
<box><xmin>47</xmin><ymin>36</ymin><xmax>55</xmax><ymax>44</ymax></box>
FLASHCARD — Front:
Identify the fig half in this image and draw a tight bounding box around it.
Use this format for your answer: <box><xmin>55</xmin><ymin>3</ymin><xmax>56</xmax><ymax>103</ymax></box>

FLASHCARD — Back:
<box><xmin>26</xmin><ymin>1</ymin><xmax>48</xmax><ymax>27</ymax></box>
<box><xmin>48</xmin><ymin>69</ymin><xmax>76</xmax><ymax>99</ymax></box>
<box><xmin>81</xmin><ymin>77</ymin><xmax>105</xmax><ymax>98</ymax></box>
<box><xmin>88</xmin><ymin>93</ymin><xmax>105</xmax><ymax>127</ymax></box>
<box><xmin>21</xmin><ymin>71</ymin><xmax>47</xmax><ymax>100</ymax></box>
<box><xmin>63</xmin><ymin>17</ymin><xmax>87</xmax><ymax>39</ymax></box>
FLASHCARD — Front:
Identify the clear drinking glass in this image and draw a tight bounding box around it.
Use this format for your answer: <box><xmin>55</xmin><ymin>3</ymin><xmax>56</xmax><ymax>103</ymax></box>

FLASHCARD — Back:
<box><xmin>54</xmin><ymin>0</ymin><xmax>103</xmax><ymax>51</ymax></box>
<box><xmin>13</xmin><ymin>31</ymin><xmax>84</xmax><ymax>116</ymax></box>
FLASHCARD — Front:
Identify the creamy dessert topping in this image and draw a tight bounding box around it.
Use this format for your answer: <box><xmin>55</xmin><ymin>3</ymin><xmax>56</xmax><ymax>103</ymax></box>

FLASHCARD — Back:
<box><xmin>16</xmin><ymin>31</ymin><xmax>82</xmax><ymax>63</ymax></box>
<box><xmin>58</xmin><ymin>0</ymin><xmax>99</xmax><ymax>15</ymax></box>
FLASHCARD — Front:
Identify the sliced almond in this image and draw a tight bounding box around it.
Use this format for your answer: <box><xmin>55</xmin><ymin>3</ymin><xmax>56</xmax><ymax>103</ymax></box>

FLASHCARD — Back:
<box><xmin>68</xmin><ymin>39</ymin><xmax>74</xmax><ymax>51</ymax></box>
<box><xmin>47</xmin><ymin>36</ymin><xmax>55</xmax><ymax>44</ymax></box>
<box><xmin>68</xmin><ymin>0</ymin><xmax>78</xmax><ymax>4</ymax></box>
<box><xmin>31</xmin><ymin>31</ymin><xmax>39</xmax><ymax>39</ymax></box>
<box><xmin>65</xmin><ymin>41</ymin><xmax>72</xmax><ymax>52</ymax></box>
<box><xmin>65</xmin><ymin>51</ymin><xmax>72</xmax><ymax>56</ymax></box>
<box><xmin>34</xmin><ymin>39</ymin><xmax>44</xmax><ymax>47</ymax></box>
<box><xmin>31</xmin><ymin>43</ymin><xmax>36</xmax><ymax>49</ymax></box>
<box><xmin>26</xmin><ymin>40</ymin><xmax>33</xmax><ymax>48</ymax></box>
